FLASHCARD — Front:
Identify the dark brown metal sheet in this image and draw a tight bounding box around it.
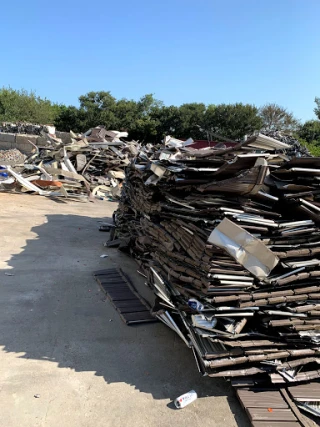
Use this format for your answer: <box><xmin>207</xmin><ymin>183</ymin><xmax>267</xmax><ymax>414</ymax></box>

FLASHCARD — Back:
<box><xmin>93</xmin><ymin>268</ymin><xmax>157</xmax><ymax>325</ymax></box>
<box><xmin>252</xmin><ymin>422</ymin><xmax>299</xmax><ymax>427</ymax></box>
<box><xmin>247</xmin><ymin>408</ymin><xmax>297</xmax><ymax>422</ymax></box>
<box><xmin>288</xmin><ymin>382</ymin><xmax>320</xmax><ymax>401</ymax></box>
<box><xmin>235</xmin><ymin>386</ymin><xmax>314</xmax><ymax>427</ymax></box>
<box><xmin>237</xmin><ymin>389</ymin><xmax>288</xmax><ymax>409</ymax></box>
<box><xmin>115</xmin><ymin>300</ymin><xmax>147</xmax><ymax>308</ymax></box>
<box><xmin>121</xmin><ymin>311</ymin><xmax>155</xmax><ymax>323</ymax></box>
<box><xmin>118</xmin><ymin>305</ymin><xmax>148</xmax><ymax>314</ymax></box>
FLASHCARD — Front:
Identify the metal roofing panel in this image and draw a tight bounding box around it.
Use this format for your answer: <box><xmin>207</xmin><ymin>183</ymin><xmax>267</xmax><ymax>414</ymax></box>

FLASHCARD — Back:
<box><xmin>237</xmin><ymin>389</ymin><xmax>289</xmax><ymax>409</ymax></box>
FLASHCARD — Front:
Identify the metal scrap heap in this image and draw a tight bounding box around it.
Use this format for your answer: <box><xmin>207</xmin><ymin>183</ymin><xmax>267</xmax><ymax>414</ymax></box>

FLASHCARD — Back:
<box><xmin>0</xmin><ymin>126</ymin><xmax>140</xmax><ymax>200</ymax></box>
<box><xmin>113</xmin><ymin>133</ymin><xmax>320</xmax><ymax>384</ymax></box>
<box><xmin>0</xmin><ymin>122</ymin><xmax>53</xmax><ymax>135</ymax></box>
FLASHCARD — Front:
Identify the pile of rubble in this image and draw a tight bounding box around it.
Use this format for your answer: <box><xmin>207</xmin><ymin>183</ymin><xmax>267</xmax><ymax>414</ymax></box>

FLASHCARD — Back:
<box><xmin>112</xmin><ymin>133</ymin><xmax>320</xmax><ymax>386</ymax></box>
<box><xmin>262</xmin><ymin>130</ymin><xmax>311</xmax><ymax>158</ymax></box>
<box><xmin>0</xmin><ymin>148</ymin><xmax>27</xmax><ymax>164</ymax></box>
<box><xmin>0</xmin><ymin>122</ymin><xmax>55</xmax><ymax>135</ymax></box>
<box><xmin>0</xmin><ymin>126</ymin><xmax>140</xmax><ymax>201</ymax></box>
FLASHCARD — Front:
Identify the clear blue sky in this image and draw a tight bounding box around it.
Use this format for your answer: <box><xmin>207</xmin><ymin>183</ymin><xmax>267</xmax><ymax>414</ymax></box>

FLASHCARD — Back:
<box><xmin>1</xmin><ymin>0</ymin><xmax>319</xmax><ymax>121</ymax></box>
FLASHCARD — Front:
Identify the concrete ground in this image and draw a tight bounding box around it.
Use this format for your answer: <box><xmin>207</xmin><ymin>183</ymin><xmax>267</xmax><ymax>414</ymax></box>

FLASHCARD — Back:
<box><xmin>0</xmin><ymin>193</ymin><xmax>248</xmax><ymax>427</ymax></box>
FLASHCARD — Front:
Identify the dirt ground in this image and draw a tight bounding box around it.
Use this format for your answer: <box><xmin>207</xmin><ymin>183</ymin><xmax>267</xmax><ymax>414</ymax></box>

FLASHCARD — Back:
<box><xmin>0</xmin><ymin>193</ymin><xmax>248</xmax><ymax>427</ymax></box>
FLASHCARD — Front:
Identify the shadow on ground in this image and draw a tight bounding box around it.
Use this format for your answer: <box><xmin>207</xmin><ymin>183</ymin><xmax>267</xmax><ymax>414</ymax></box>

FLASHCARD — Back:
<box><xmin>0</xmin><ymin>212</ymin><xmax>249</xmax><ymax>426</ymax></box>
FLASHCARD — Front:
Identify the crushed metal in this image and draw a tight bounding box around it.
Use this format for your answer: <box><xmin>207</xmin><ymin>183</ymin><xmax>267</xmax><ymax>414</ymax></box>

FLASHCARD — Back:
<box><xmin>0</xmin><ymin>125</ymin><xmax>140</xmax><ymax>201</ymax></box>
<box><xmin>109</xmin><ymin>132</ymin><xmax>320</xmax><ymax>417</ymax></box>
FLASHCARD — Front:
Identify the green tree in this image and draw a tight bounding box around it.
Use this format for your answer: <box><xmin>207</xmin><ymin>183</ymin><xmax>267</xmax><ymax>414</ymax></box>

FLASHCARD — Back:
<box><xmin>314</xmin><ymin>97</ymin><xmax>320</xmax><ymax>120</ymax></box>
<box><xmin>114</xmin><ymin>94</ymin><xmax>162</xmax><ymax>141</ymax></box>
<box><xmin>202</xmin><ymin>103</ymin><xmax>262</xmax><ymax>140</ymax></box>
<box><xmin>298</xmin><ymin>138</ymin><xmax>320</xmax><ymax>156</ymax></box>
<box><xmin>298</xmin><ymin>120</ymin><xmax>320</xmax><ymax>144</ymax></box>
<box><xmin>137</xmin><ymin>94</ymin><xmax>163</xmax><ymax>116</ymax></box>
<box><xmin>54</xmin><ymin>105</ymin><xmax>86</xmax><ymax>132</ymax></box>
<box><xmin>259</xmin><ymin>103</ymin><xmax>298</xmax><ymax>132</ymax></box>
<box><xmin>0</xmin><ymin>87</ymin><xmax>59</xmax><ymax>124</ymax></box>
<box><xmin>78</xmin><ymin>91</ymin><xmax>117</xmax><ymax>130</ymax></box>
<box><xmin>114</xmin><ymin>99</ymin><xmax>139</xmax><ymax>130</ymax></box>
<box><xmin>150</xmin><ymin>105</ymin><xmax>182</xmax><ymax>142</ymax></box>
<box><xmin>177</xmin><ymin>103</ymin><xmax>206</xmax><ymax>139</ymax></box>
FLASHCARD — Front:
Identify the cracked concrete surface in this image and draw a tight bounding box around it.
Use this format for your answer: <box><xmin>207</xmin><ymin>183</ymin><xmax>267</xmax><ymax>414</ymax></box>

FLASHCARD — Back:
<box><xmin>0</xmin><ymin>193</ymin><xmax>248</xmax><ymax>427</ymax></box>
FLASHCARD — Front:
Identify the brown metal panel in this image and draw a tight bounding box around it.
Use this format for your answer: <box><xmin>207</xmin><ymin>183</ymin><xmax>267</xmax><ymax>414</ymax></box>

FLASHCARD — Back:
<box><xmin>93</xmin><ymin>268</ymin><xmax>157</xmax><ymax>325</ymax></box>
<box><xmin>115</xmin><ymin>301</ymin><xmax>147</xmax><ymax>309</ymax></box>
<box><xmin>247</xmin><ymin>408</ymin><xmax>297</xmax><ymax>422</ymax></box>
<box><xmin>237</xmin><ymin>389</ymin><xmax>288</xmax><ymax>409</ymax></box>
<box><xmin>107</xmin><ymin>290</ymin><xmax>138</xmax><ymax>298</ymax></box>
<box><xmin>121</xmin><ymin>311</ymin><xmax>155</xmax><ymax>324</ymax></box>
<box><xmin>252</xmin><ymin>422</ymin><xmax>299</xmax><ymax>427</ymax></box>
<box><xmin>289</xmin><ymin>382</ymin><xmax>320</xmax><ymax>401</ymax></box>
<box><xmin>109</xmin><ymin>295</ymin><xmax>139</xmax><ymax>302</ymax></box>
<box><xmin>118</xmin><ymin>305</ymin><xmax>149</xmax><ymax>314</ymax></box>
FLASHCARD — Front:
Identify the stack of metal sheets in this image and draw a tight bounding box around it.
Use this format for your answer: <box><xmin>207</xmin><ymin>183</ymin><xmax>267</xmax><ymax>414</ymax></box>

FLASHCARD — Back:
<box><xmin>113</xmin><ymin>133</ymin><xmax>320</xmax><ymax>386</ymax></box>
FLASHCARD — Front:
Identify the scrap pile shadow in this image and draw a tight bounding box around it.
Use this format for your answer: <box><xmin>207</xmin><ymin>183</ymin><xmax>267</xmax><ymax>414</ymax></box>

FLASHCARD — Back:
<box><xmin>1</xmin><ymin>213</ymin><xmax>249</xmax><ymax>426</ymax></box>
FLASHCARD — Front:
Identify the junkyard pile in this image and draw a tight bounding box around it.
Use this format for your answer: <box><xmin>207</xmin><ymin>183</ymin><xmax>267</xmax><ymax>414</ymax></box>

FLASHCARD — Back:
<box><xmin>0</xmin><ymin>126</ymin><xmax>140</xmax><ymax>200</ymax></box>
<box><xmin>0</xmin><ymin>148</ymin><xmax>27</xmax><ymax>164</ymax></box>
<box><xmin>113</xmin><ymin>133</ymin><xmax>320</xmax><ymax>385</ymax></box>
<box><xmin>0</xmin><ymin>122</ymin><xmax>52</xmax><ymax>135</ymax></box>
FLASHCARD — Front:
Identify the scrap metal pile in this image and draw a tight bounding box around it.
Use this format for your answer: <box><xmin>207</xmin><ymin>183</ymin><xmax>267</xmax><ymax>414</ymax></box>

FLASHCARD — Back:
<box><xmin>0</xmin><ymin>126</ymin><xmax>140</xmax><ymax>200</ymax></box>
<box><xmin>0</xmin><ymin>122</ymin><xmax>54</xmax><ymax>135</ymax></box>
<box><xmin>113</xmin><ymin>133</ymin><xmax>320</xmax><ymax>385</ymax></box>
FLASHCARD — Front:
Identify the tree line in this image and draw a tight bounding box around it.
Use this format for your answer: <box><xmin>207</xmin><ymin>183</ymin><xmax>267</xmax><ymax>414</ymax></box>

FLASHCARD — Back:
<box><xmin>1</xmin><ymin>87</ymin><xmax>320</xmax><ymax>152</ymax></box>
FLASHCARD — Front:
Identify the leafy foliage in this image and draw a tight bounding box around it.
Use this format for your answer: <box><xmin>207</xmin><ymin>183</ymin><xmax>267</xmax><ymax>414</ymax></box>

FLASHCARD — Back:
<box><xmin>314</xmin><ymin>97</ymin><xmax>320</xmax><ymax>120</ymax></box>
<box><xmin>298</xmin><ymin>138</ymin><xmax>320</xmax><ymax>156</ymax></box>
<box><xmin>3</xmin><ymin>87</ymin><xmax>320</xmax><ymax>148</ymax></box>
<box><xmin>298</xmin><ymin>120</ymin><xmax>320</xmax><ymax>144</ymax></box>
<box><xmin>259</xmin><ymin>103</ymin><xmax>298</xmax><ymax>132</ymax></box>
<box><xmin>0</xmin><ymin>87</ymin><xmax>59</xmax><ymax>124</ymax></box>
<box><xmin>203</xmin><ymin>103</ymin><xmax>263</xmax><ymax>140</ymax></box>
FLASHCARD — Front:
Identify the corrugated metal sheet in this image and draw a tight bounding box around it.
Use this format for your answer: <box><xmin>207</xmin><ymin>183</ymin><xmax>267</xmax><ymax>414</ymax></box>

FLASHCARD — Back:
<box><xmin>236</xmin><ymin>387</ymin><xmax>314</xmax><ymax>427</ymax></box>
<box><xmin>237</xmin><ymin>389</ymin><xmax>288</xmax><ymax>408</ymax></box>
<box><xmin>94</xmin><ymin>268</ymin><xmax>156</xmax><ymax>325</ymax></box>
<box><xmin>289</xmin><ymin>382</ymin><xmax>320</xmax><ymax>402</ymax></box>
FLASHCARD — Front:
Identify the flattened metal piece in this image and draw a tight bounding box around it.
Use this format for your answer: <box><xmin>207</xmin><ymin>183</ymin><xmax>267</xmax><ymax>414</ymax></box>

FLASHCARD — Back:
<box><xmin>93</xmin><ymin>268</ymin><xmax>157</xmax><ymax>325</ymax></box>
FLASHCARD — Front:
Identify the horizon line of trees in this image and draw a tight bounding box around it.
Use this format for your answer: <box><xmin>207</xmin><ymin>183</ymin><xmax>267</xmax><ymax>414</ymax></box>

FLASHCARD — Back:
<box><xmin>1</xmin><ymin>87</ymin><xmax>320</xmax><ymax>154</ymax></box>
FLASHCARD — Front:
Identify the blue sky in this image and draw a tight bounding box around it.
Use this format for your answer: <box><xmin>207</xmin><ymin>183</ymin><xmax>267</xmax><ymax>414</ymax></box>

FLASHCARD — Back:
<box><xmin>1</xmin><ymin>0</ymin><xmax>319</xmax><ymax>121</ymax></box>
